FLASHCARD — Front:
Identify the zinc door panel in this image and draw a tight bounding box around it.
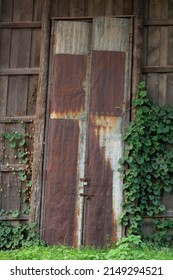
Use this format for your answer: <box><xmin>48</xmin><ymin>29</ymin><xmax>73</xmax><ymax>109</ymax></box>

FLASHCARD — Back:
<box><xmin>44</xmin><ymin>18</ymin><xmax>132</xmax><ymax>247</ymax></box>
<box><xmin>84</xmin><ymin>18</ymin><xmax>132</xmax><ymax>246</ymax></box>
<box><xmin>44</xmin><ymin>21</ymin><xmax>91</xmax><ymax>246</ymax></box>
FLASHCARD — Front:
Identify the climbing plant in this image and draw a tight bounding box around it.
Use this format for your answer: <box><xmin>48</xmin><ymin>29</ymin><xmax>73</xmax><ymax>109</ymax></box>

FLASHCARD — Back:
<box><xmin>119</xmin><ymin>81</ymin><xmax>173</xmax><ymax>246</ymax></box>
<box><xmin>2</xmin><ymin>129</ymin><xmax>32</xmax><ymax>211</ymax></box>
<box><xmin>0</xmin><ymin>129</ymin><xmax>42</xmax><ymax>250</ymax></box>
<box><xmin>0</xmin><ymin>221</ymin><xmax>42</xmax><ymax>250</ymax></box>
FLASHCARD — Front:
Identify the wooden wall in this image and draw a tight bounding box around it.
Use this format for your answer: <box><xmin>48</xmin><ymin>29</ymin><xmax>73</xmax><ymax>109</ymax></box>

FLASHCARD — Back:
<box><xmin>143</xmin><ymin>0</ymin><xmax>173</xmax><ymax>106</ymax></box>
<box><xmin>1</xmin><ymin>0</ymin><xmax>173</xmax><ymax>235</ymax></box>
<box><xmin>51</xmin><ymin>0</ymin><xmax>133</xmax><ymax>17</ymax></box>
<box><xmin>0</xmin><ymin>0</ymin><xmax>133</xmax><ymax>224</ymax></box>
<box><xmin>0</xmin><ymin>0</ymin><xmax>43</xmax><ymax>222</ymax></box>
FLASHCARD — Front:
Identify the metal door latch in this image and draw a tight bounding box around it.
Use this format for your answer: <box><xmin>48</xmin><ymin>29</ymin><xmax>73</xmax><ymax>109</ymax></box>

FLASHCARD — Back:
<box><xmin>79</xmin><ymin>193</ymin><xmax>94</xmax><ymax>200</ymax></box>
<box><xmin>80</xmin><ymin>178</ymin><xmax>90</xmax><ymax>186</ymax></box>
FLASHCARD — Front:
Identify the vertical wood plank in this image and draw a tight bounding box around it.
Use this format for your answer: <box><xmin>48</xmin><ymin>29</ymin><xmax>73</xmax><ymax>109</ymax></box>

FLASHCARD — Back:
<box><xmin>30</xmin><ymin>29</ymin><xmax>41</xmax><ymax>68</ymax></box>
<box><xmin>132</xmin><ymin>0</ymin><xmax>144</xmax><ymax>119</ymax></box>
<box><xmin>148</xmin><ymin>0</ymin><xmax>161</xmax><ymax>18</ymax></box>
<box><xmin>159</xmin><ymin>0</ymin><xmax>168</xmax><ymax>106</ymax></box>
<box><xmin>159</xmin><ymin>74</ymin><xmax>167</xmax><ymax>106</ymax></box>
<box><xmin>0</xmin><ymin>30</ymin><xmax>11</xmax><ymax>68</ymax></box>
<box><xmin>160</xmin><ymin>27</ymin><xmax>168</xmax><ymax>66</ymax></box>
<box><xmin>169</xmin><ymin>0</ymin><xmax>173</xmax><ymax>19</ymax></box>
<box><xmin>87</xmin><ymin>0</ymin><xmax>105</xmax><ymax>16</ymax></box>
<box><xmin>147</xmin><ymin>27</ymin><xmax>160</xmax><ymax>66</ymax></box>
<box><xmin>1</xmin><ymin>173</ymin><xmax>7</xmax><ymax>210</ymax></box>
<box><xmin>144</xmin><ymin>0</ymin><xmax>149</xmax><ymax>19</ymax></box>
<box><xmin>146</xmin><ymin>73</ymin><xmax>159</xmax><ymax>103</ymax></box>
<box><xmin>167</xmin><ymin>74</ymin><xmax>173</xmax><ymax>105</ymax></box>
<box><xmin>7</xmin><ymin>76</ymin><xmax>28</xmax><ymax>116</ymax></box>
<box><xmin>51</xmin><ymin>0</ymin><xmax>59</xmax><ymax>17</ymax></box>
<box><xmin>0</xmin><ymin>77</ymin><xmax>8</xmax><ymax>117</ymax></box>
<box><xmin>30</xmin><ymin>0</ymin><xmax>51</xmax><ymax>228</ymax></box>
<box><xmin>13</xmin><ymin>0</ymin><xmax>33</xmax><ymax>21</ymax></box>
<box><xmin>168</xmin><ymin>26</ymin><xmax>173</xmax><ymax>65</ymax></box>
<box><xmin>57</xmin><ymin>0</ymin><xmax>70</xmax><ymax>17</ymax></box>
<box><xmin>27</xmin><ymin>76</ymin><xmax>38</xmax><ymax>115</ymax></box>
<box><xmin>123</xmin><ymin>0</ymin><xmax>132</xmax><ymax>15</ymax></box>
<box><xmin>0</xmin><ymin>123</ymin><xmax>3</xmax><ymax>210</ymax></box>
<box><xmin>7</xmin><ymin>173</ymin><xmax>21</xmax><ymax>211</ymax></box>
<box><xmin>10</xmin><ymin>29</ymin><xmax>31</xmax><ymax>68</ymax></box>
<box><xmin>104</xmin><ymin>0</ymin><xmax>113</xmax><ymax>16</ymax></box>
<box><xmin>161</xmin><ymin>0</ymin><xmax>168</xmax><ymax>19</ymax></box>
<box><xmin>112</xmin><ymin>0</ymin><xmax>124</xmax><ymax>15</ymax></box>
<box><xmin>33</xmin><ymin>0</ymin><xmax>43</xmax><ymax>21</ymax></box>
<box><xmin>0</xmin><ymin>0</ymin><xmax>13</xmax><ymax>22</ymax></box>
<box><xmin>70</xmin><ymin>0</ymin><xmax>86</xmax><ymax>17</ymax></box>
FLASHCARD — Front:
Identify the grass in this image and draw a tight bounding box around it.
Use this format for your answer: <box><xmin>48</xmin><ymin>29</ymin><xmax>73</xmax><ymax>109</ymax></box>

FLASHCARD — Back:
<box><xmin>0</xmin><ymin>235</ymin><xmax>173</xmax><ymax>260</ymax></box>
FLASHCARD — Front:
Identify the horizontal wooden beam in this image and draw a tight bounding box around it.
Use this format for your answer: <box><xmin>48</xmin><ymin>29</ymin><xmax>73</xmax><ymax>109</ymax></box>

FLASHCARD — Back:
<box><xmin>51</xmin><ymin>15</ymin><xmax>134</xmax><ymax>20</ymax></box>
<box><xmin>142</xmin><ymin>66</ymin><xmax>173</xmax><ymax>73</ymax></box>
<box><xmin>0</xmin><ymin>164</ymin><xmax>26</xmax><ymax>172</ymax></box>
<box><xmin>0</xmin><ymin>68</ymin><xmax>39</xmax><ymax>76</ymax></box>
<box><xmin>0</xmin><ymin>21</ymin><xmax>42</xmax><ymax>29</ymax></box>
<box><xmin>144</xmin><ymin>19</ymin><xmax>173</xmax><ymax>26</ymax></box>
<box><xmin>0</xmin><ymin>116</ymin><xmax>35</xmax><ymax>123</ymax></box>
<box><xmin>0</xmin><ymin>215</ymin><xmax>28</xmax><ymax>221</ymax></box>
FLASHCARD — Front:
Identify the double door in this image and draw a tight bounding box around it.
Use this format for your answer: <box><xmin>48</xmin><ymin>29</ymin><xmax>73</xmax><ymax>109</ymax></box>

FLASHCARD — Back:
<box><xmin>43</xmin><ymin>17</ymin><xmax>132</xmax><ymax>246</ymax></box>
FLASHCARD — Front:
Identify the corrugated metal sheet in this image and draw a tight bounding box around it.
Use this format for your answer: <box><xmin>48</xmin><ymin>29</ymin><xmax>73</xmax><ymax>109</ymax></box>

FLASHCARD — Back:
<box><xmin>44</xmin><ymin>20</ymin><xmax>91</xmax><ymax>246</ymax></box>
<box><xmin>44</xmin><ymin>119</ymin><xmax>79</xmax><ymax>245</ymax></box>
<box><xmin>84</xmin><ymin>51</ymin><xmax>125</xmax><ymax>245</ymax></box>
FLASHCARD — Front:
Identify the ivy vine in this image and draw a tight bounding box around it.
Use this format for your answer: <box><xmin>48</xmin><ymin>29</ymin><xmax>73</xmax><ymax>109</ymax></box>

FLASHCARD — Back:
<box><xmin>0</xmin><ymin>221</ymin><xmax>42</xmax><ymax>250</ymax></box>
<box><xmin>0</xmin><ymin>129</ymin><xmax>41</xmax><ymax>250</ymax></box>
<box><xmin>119</xmin><ymin>81</ymin><xmax>173</xmax><ymax>246</ymax></box>
<box><xmin>2</xmin><ymin>129</ymin><xmax>32</xmax><ymax>209</ymax></box>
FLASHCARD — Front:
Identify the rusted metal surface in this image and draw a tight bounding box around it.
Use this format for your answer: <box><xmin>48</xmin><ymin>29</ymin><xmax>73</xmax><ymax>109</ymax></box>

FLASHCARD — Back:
<box><xmin>43</xmin><ymin>17</ymin><xmax>132</xmax><ymax>247</ymax></box>
<box><xmin>51</xmin><ymin>54</ymin><xmax>87</xmax><ymax>115</ymax></box>
<box><xmin>84</xmin><ymin>119</ymin><xmax>114</xmax><ymax>245</ymax></box>
<box><xmin>43</xmin><ymin>53</ymin><xmax>89</xmax><ymax>245</ymax></box>
<box><xmin>84</xmin><ymin>51</ymin><xmax>125</xmax><ymax>246</ymax></box>
<box><xmin>90</xmin><ymin>51</ymin><xmax>125</xmax><ymax>116</ymax></box>
<box><xmin>44</xmin><ymin>119</ymin><xmax>79</xmax><ymax>245</ymax></box>
<box><xmin>43</xmin><ymin>19</ymin><xmax>91</xmax><ymax>246</ymax></box>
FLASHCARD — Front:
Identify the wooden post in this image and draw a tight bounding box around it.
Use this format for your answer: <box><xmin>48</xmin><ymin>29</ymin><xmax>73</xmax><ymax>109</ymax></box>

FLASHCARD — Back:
<box><xmin>131</xmin><ymin>0</ymin><xmax>144</xmax><ymax>120</ymax></box>
<box><xmin>30</xmin><ymin>0</ymin><xmax>51</xmax><ymax>229</ymax></box>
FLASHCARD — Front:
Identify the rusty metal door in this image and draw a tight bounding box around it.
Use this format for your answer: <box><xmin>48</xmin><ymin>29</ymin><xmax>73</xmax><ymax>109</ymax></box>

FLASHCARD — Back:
<box><xmin>43</xmin><ymin>17</ymin><xmax>132</xmax><ymax>246</ymax></box>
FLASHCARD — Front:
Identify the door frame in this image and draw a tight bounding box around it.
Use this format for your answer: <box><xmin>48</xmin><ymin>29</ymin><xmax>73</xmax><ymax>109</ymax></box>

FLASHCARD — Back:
<box><xmin>40</xmin><ymin>16</ymin><xmax>134</xmax><ymax>246</ymax></box>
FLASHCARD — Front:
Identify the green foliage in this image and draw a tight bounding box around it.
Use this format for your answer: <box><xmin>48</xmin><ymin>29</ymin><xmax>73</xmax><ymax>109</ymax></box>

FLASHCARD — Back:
<box><xmin>0</xmin><ymin>130</ymin><xmax>34</xmax><ymax>249</ymax></box>
<box><xmin>1</xmin><ymin>235</ymin><xmax>173</xmax><ymax>260</ymax></box>
<box><xmin>0</xmin><ymin>221</ymin><xmax>42</xmax><ymax>250</ymax></box>
<box><xmin>106</xmin><ymin>235</ymin><xmax>146</xmax><ymax>260</ymax></box>
<box><xmin>2</xmin><ymin>130</ymin><xmax>32</xmax><ymax>205</ymax></box>
<box><xmin>119</xmin><ymin>81</ymin><xmax>173</xmax><ymax>246</ymax></box>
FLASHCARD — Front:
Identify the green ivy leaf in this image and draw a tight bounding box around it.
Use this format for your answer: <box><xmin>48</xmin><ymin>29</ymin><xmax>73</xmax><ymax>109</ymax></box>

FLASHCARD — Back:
<box><xmin>9</xmin><ymin>141</ymin><xmax>16</xmax><ymax>149</ymax></box>
<box><xmin>19</xmin><ymin>171</ymin><xmax>27</xmax><ymax>181</ymax></box>
<box><xmin>164</xmin><ymin>186</ymin><xmax>173</xmax><ymax>193</ymax></box>
<box><xmin>26</xmin><ymin>180</ymin><xmax>32</xmax><ymax>187</ymax></box>
<box><xmin>18</xmin><ymin>150</ymin><xmax>25</xmax><ymax>158</ymax></box>
<box><xmin>12</xmin><ymin>210</ymin><xmax>20</xmax><ymax>218</ymax></box>
<box><xmin>19</xmin><ymin>138</ymin><xmax>25</xmax><ymax>146</ymax></box>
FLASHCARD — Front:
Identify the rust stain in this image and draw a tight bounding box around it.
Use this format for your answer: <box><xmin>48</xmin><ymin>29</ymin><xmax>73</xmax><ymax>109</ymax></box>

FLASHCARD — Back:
<box><xmin>84</xmin><ymin>50</ymin><xmax>125</xmax><ymax>246</ymax></box>
<box><xmin>44</xmin><ymin>119</ymin><xmax>79</xmax><ymax>246</ymax></box>
<box><xmin>51</xmin><ymin>54</ymin><xmax>87</xmax><ymax>115</ymax></box>
<box><xmin>90</xmin><ymin>51</ymin><xmax>125</xmax><ymax>115</ymax></box>
<box><xmin>50</xmin><ymin>110</ymin><xmax>84</xmax><ymax>120</ymax></box>
<box><xmin>84</xmin><ymin>118</ymin><xmax>117</xmax><ymax>246</ymax></box>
